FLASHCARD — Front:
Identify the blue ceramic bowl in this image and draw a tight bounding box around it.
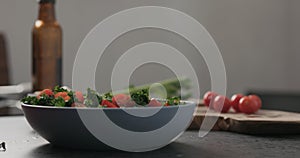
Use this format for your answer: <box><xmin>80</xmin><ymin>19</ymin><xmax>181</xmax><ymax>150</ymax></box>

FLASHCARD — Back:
<box><xmin>22</xmin><ymin>102</ymin><xmax>196</xmax><ymax>152</ymax></box>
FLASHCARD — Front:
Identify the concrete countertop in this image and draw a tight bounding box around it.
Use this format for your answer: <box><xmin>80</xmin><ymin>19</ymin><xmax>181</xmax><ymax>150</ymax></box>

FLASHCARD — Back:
<box><xmin>0</xmin><ymin>116</ymin><xmax>299</xmax><ymax>158</ymax></box>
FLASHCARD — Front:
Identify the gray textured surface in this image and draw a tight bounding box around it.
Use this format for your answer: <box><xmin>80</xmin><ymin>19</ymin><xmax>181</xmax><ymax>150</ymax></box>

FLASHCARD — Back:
<box><xmin>0</xmin><ymin>116</ymin><xmax>300</xmax><ymax>158</ymax></box>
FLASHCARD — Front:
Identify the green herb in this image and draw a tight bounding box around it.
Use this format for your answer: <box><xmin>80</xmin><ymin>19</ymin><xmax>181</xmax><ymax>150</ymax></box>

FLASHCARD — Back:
<box><xmin>130</xmin><ymin>89</ymin><xmax>149</xmax><ymax>106</ymax></box>
<box><xmin>65</xmin><ymin>91</ymin><xmax>74</xmax><ymax>107</ymax></box>
<box><xmin>125</xmin><ymin>77</ymin><xmax>191</xmax><ymax>99</ymax></box>
<box><xmin>38</xmin><ymin>94</ymin><xmax>54</xmax><ymax>106</ymax></box>
<box><xmin>54</xmin><ymin>86</ymin><xmax>68</xmax><ymax>93</ymax></box>
<box><xmin>52</xmin><ymin>97</ymin><xmax>66</xmax><ymax>107</ymax></box>
<box><xmin>103</xmin><ymin>92</ymin><xmax>113</xmax><ymax>102</ymax></box>
<box><xmin>165</xmin><ymin>96</ymin><xmax>180</xmax><ymax>105</ymax></box>
<box><xmin>84</xmin><ymin>88</ymin><xmax>102</xmax><ymax>107</ymax></box>
<box><xmin>21</xmin><ymin>96</ymin><xmax>39</xmax><ymax>105</ymax></box>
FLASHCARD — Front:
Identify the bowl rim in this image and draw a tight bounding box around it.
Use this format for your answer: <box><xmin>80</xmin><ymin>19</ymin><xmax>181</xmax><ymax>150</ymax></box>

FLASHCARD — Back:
<box><xmin>21</xmin><ymin>100</ymin><xmax>196</xmax><ymax>110</ymax></box>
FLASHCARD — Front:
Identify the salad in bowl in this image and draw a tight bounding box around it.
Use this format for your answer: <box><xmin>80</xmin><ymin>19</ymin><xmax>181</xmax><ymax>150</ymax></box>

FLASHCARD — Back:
<box><xmin>21</xmin><ymin>85</ymin><xmax>196</xmax><ymax>152</ymax></box>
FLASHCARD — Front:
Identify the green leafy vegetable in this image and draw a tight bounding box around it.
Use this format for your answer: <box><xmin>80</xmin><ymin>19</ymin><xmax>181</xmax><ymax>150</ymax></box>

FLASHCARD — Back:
<box><xmin>52</xmin><ymin>97</ymin><xmax>66</xmax><ymax>107</ymax></box>
<box><xmin>21</xmin><ymin>96</ymin><xmax>39</xmax><ymax>105</ymax></box>
<box><xmin>38</xmin><ymin>94</ymin><xmax>54</xmax><ymax>106</ymax></box>
<box><xmin>130</xmin><ymin>89</ymin><xmax>149</xmax><ymax>106</ymax></box>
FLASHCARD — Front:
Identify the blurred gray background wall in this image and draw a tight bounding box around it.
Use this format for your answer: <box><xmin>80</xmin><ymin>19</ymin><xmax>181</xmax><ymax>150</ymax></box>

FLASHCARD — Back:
<box><xmin>0</xmin><ymin>0</ymin><xmax>299</xmax><ymax>95</ymax></box>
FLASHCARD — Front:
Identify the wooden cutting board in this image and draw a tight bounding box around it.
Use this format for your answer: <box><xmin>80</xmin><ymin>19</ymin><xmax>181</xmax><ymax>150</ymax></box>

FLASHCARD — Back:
<box><xmin>189</xmin><ymin>106</ymin><xmax>300</xmax><ymax>135</ymax></box>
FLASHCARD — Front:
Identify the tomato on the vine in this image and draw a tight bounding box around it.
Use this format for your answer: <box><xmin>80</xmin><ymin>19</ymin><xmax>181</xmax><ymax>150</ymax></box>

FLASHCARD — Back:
<box><xmin>230</xmin><ymin>94</ymin><xmax>243</xmax><ymax>112</ymax></box>
<box><xmin>203</xmin><ymin>91</ymin><xmax>218</xmax><ymax>108</ymax></box>
<box><xmin>238</xmin><ymin>96</ymin><xmax>259</xmax><ymax>114</ymax></box>
<box><xmin>213</xmin><ymin>95</ymin><xmax>231</xmax><ymax>113</ymax></box>
<box><xmin>248</xmin><ymin>95</ymin><xmax>262</xmax><ymax>109</ymax></box>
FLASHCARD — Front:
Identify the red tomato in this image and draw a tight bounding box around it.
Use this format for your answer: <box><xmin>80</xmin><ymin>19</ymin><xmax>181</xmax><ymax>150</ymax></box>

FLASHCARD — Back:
<box><xmin>101</xmin><ymin>100</ymin><xmax>119</xmax><ymax>108</ymax></box>
<box><xmin>212</xmin><ymin>95</ymin><xmax>231</xmax><ymax>113</ymax></box>
<box><xmin>148</xmin><ymin>99</ymin><xmax>162</xmax><ymax>107</ymax></box>
<box><xmin>248</xmin><ymin>95</ymin><xmax>262</xmax><ymax>109</ymax></box>
<box><xmin>75</xmin><ymin>91</ymin><xmax>84</xmax><ymax>103</ymax></box>
<box><xmin>112</xmin><ymin>94</ymin><xmax>134</xmax><ymax>107</ymax></box>
<box><xmin>238</xmin><ymin>96</ymin><xmax>259</xmax><ymax>114</ymax></box>
<box><xmin>55</xmin><ymin>92</ymin><xmax>71</xmax><ymax>102</ymax></box>
<box><xmin>71</xmin><ymin>103</ymin><xmax>86</xmax><ymax>108</ymax></box>
<box><xmin>37</xmin><ymin>89</ymin><xmax>54</xmax><ymax>98</ymax></box>
<box><xmin>230</xmin><ymin>94</ymin><xmax>244</xmax><ymax>112</ymax></box>
<box><xmin>203</xmin><ymin>91</ymin><xmax>218</xmax><ymax>108</ymax></box>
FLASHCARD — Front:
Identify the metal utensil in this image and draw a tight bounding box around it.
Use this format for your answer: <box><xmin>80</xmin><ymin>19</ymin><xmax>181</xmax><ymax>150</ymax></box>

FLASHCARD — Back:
<box><xmin>0</xmin><ymin>82</ymin><xmax>32</xmax><ymax>100</ymax></box>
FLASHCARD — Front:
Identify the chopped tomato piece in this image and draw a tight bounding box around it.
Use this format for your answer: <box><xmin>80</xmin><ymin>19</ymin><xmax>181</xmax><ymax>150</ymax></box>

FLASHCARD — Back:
<box><xmin>112</xmin><ymin>94</ymin><xmax>134</xmax><ymax>107</ymax></box>
<box><xmin>37</xmin><ymin>89</ymin><xmax>54</xmax><ymax>98</ymax></box>
<box><xmin>75</xmin><ymin>91</ymin><xmax>84</xmax><ymax>103</ymax></box>
<box><xmin>55</xmin><ymin>92</ymin><xmax>71</xmax><ymax>102</ymax></box>
<box><xmin>148</xmin><ymin>99</ymin><xmax>162</xmax><ymax>107</ymax></box>
<box><xmin>71</xmin><ymin>103</ymin><xmax>86</xmax><ymax>108</ymax></box>
<box><xmin>101</xmin><ymin>100</ymin><xmax>119</xmax><ymax>108</ymax></box>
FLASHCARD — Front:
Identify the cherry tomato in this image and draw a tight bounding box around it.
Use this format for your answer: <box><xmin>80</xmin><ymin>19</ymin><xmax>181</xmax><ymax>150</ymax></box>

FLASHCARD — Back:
<box><xmin>37</xmin><ymin>89</ymin><xmax>54</xmax><ymax>98</ymax></box>
<box><xmin>213</xmin><ymin>95</ymin><xmax>231</xmax><ymax>113</ymax></box>
<box><xmin>248</xmin><ymin>95</ymin><xmax>262</xmax><ymax>109</ymax></box>
<box><xmin>71</xmin><ymin>103</ymin><xmax>86</xmax><ymax>108</ymax></box>
<box><xmin>55</xmin><ymin>92</ymin><xmax>71</xmax><ymax>102</ymax></box>
<box><xmin>75</xmin><ymin>91</ymin><xmax>84</xmax><ymax>103</ymax></box>
<box><xmin>238</xmin><ymin>96</ymin><xmax>259</xmax><ymax>114</ymax></box>
<box><xmin>112</xmin><ymin>94</ymin><xmax>134</xmax><ymax>107</ymax></box>
<box><xmin>148</xmin><ymin>99</ymin><xmax>162</xmax><ymax>107</ymax></box>
<box><xmin>101</xmin><ymin>100</ymin><xmax>119</xmax><ymax>108</ymax></box>
<box><xmin>203</xmin><ymin>91</ymin><xmax>218</xmax><ymax>108</ymax></box>
<box><xmin>230</xmin><ymin>94</ymin><xmax>244</xmax><ymax>112</ymax></box>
